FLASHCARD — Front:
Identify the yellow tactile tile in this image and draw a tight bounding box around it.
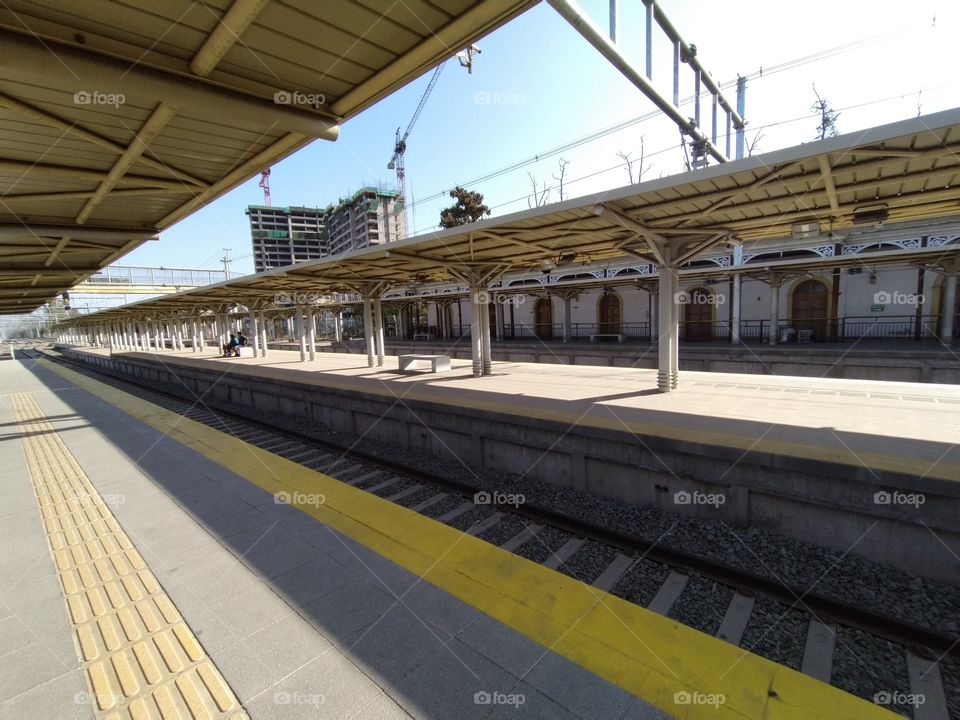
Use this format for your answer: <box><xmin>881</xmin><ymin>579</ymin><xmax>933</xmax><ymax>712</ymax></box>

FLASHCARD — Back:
<box><xmin>12</xmin><ymin>393</ymin><xmax>248</xmax><ymax>720</ymax></box>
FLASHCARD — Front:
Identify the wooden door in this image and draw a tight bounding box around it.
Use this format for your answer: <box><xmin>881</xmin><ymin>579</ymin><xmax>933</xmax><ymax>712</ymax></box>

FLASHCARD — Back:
<box><xmin>792</xmin><ymin>280</ymin><xmax>829</xmax><ymax>340</ymax></box>
<box><xmin>534</xmin><ymin>298</ymin><xmax>553</xmax><ymax>340</ymax></box>
<box><xmin>684</xmin><ymin>288</ymin><xmax>713</xmax><ymax>341</ymax></box>
<box><xmin>598</xmin><ymin>293</ymin><xmax>621</xmax><ymax>333</ymax></box>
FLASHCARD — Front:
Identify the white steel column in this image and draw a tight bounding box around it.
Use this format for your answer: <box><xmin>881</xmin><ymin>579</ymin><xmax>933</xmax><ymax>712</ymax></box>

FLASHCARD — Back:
<box><xmin>730</xmin><ymin>272</ymin><xmax>742</xmax><ymax>346</ymax></box>
<box><xmin>563</xmin><ymin>295</ymin><xmax>572</xmax><ymax>343</ymax></box>
<box><xmin>942</xmin><ymin>272</ymin><xmax>957</xmax><ymax>346</ymax></box>
<box><xmin>307</xmin><ymin>306</ymin><xmax>317</xmax><ymax>361</ymax></box>
<box><xmin>362</xmin><ymin>298</ymin><xmax>375</xmax><ymax>367</ymax></box>
<box><xmin>373</xmin><ymin>298</ymin><xmax>385</xmax><ymax>366</ymax></box>
<box><xmin>333</xmin><ymin>311</ymin><xmax>343</xmax><ymax>342</ymax></box>
<box><xmin>657</xmin><ymin>255</ymin><xmax>679</xmax><ymax>392</ymax></box>
<box><xmin>295</xmin><ymin>306</ymin><xmax>307</xmax><ymax>362</ymax></box>
<box><xmin>470</xmin><ymin>287</ymin><xmax>483</xmax><ymax>376</ymax></box>
<box><xmin>479</xmin><ymin>296</ymin><xmax>492</xmax><ymax>375</ymax></box>
<box><xmin>257</xmin><ymin>310</ymin><xmax>268</xmax><ymax>357</ymax></box>
<box><xmin>768</xmin><ymin>273</ymin><xmax>780</xmax><ymax>345</ymax></box>
<box><xmin>175</xmin><ymin>321</ymin><xmax>184</xmax><ymax>351</ymax></box>
<box><xmin>250</xmin><ymin>311</ymin><xmax>261</xmax><ymax>356</ymax></box>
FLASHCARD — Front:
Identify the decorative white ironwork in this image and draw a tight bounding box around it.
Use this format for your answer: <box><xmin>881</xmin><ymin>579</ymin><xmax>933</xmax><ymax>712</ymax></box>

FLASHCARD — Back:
<box><xmin>929</xmin><ymin>235</ymin><xmax>960</xmax><ymax>247</ymax></box>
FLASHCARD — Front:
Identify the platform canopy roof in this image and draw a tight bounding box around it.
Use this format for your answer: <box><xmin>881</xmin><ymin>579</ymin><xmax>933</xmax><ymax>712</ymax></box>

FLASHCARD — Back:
<box><xmin>0</xmin><ymin>0</ymin><xmax>538</xmax><ymax>314</ymax></box>
<box><xmin>68</xmin><ymin>107</ymin><xmax>960</xmax><ymax>321</ymax></box>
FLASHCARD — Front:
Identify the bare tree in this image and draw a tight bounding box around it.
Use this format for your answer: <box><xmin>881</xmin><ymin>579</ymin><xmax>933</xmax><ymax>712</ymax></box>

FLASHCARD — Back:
<box><xmin>527</xmin><ymin>171</ymin><xmax>550</xmax><ymax>208</ymax></box>
<box><xmin>553</xmin><ymin>158</ymin><xmax>570</xmax><ymax>201</ymax></box>
<box><xmin>811</xmin><ymin>84</ymin><xmax>840</xmax><ymax>140</ymax></box>
<box><xmin>617</xmin><ymin>151</ymin><xmax>634</xmax><ymax>184</ymax></box>
<box><xmin>745</xmin><ymin>128</ymin><xmax>765</xmax><ymax>157</ymax></box>
<box><xmin>617</xmin><ymin>136</ymin><xmax>651</xmax><ymax>184</ymax></box>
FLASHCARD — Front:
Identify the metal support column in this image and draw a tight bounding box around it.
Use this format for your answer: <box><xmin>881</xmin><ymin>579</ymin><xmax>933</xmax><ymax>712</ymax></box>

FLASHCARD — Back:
<box><xmin>333</xmin><ymin>311</ymin><xmax>343</xmax><ymax>342</ymax></box>
<box><xmin>295</xmin><ymin>306</ymin><xmax>307</xmax><ymax>361</ymax></box>
<box><xmin>250</xmin><ymin>311</ymin><xmax>260</xmax><ymax>357</ymax></box>
<box><xmin>769</xmin><ymin>273</ymin><xmax>780</xmax><ymax>345</ymax></box>
<box><xmin>363</xmin><ymin>298</ymin><xmax>375</xmax><ymax>367</ymax></box>
<box><xmin>730</xmin><ymin>273</ymin><xmax>742</xmax><ymax>346</ymax></box>
<box><xmin>479</xmin><ymin>294</ymin><xmax>492</xmax><ymax>375</ymax></box>
<box><xmin>563</xmin><ymin>296</ymin><xmax>572</xmax><ymax>343</ymax></box>
<box><xmin>470</xmin><ymin>286</ymin><xmax>484</xmax><ymax>377</ymax></box>
<box><xmin>657</xmin><ymin>252</ymin><xmax>679</xmax><ymax>392</ymax></box>
<box><xmin>736</xmin><ymin>76</ymin><xmax>747</xmax><ymax>160</ymax></box>
<box><xmin>373</xmin><ymin>298</ymin><xmax>385</xmax><ymax>366</ymax></box>
<box><xmin>307</xmin><ymin>306</ymin><xmax>317</xmax><ymax>361</ymax></box>
<box><xmin>257</xmin><ymin>310</ymin><xmax>268</xmax><ymax>357</ymax></box>
<box><xmin>942</xmin><ymin>272</ymin><xmax>957</xmax><ymax>346</ymax></box>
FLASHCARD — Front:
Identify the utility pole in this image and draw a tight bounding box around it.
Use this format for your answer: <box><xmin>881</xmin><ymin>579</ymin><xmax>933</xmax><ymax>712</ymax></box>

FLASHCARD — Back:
<box><xmin>221</xmin><ymin>248</ymin><xmax>232</xmax><ymax>280</ymax></box>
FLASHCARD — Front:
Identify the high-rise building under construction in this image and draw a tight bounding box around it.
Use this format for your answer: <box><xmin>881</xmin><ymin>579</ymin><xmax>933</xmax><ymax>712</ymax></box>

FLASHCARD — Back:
<box><xmin>247</xmin><ymin>187</ymin><xmax>405</xmax><ymax>272</ymax></box>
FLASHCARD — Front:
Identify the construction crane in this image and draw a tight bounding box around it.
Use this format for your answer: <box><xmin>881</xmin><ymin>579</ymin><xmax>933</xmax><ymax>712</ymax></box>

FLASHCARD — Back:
<box><xmin>259</xmin><ymin>168</ymin><xmax>271</xmax><ymax>206</ymax></box>
<box><xmin>387</xmin><ymin>61</ymin><xmax>446</xmax><ymax>227</ymax></box>
<box><xmin>387</xmin><ymin>46</ymin><xmax>480</xmax><ymax>233</ymax></box>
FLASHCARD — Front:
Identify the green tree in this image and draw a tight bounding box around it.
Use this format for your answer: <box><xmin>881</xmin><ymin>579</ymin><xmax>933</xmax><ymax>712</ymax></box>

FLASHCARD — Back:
<box><xmin>439</xmin><ymin>186</ymin><xmax>490</xmax><ymax>228</ymax></box>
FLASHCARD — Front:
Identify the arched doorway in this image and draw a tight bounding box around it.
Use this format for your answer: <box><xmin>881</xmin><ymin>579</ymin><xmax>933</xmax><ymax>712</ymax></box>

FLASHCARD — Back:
<box><xmin>598</xmin><ymin>292</ymin><xmax>621</xmax><ymax>334</ymax></box>
<box><xmin>683</xmin><ymin>287</ymin><xmax>713</xmax><ymax>341</ymax></box>
<box><xmin>534</xmin><ymin>298</ymin><xmax>553</xmax><ymax>340</ymax></box>
<box><xmin>791</xmin><ymin>279</ymin><xmax>829</xmax><ymax>340</ymax></box>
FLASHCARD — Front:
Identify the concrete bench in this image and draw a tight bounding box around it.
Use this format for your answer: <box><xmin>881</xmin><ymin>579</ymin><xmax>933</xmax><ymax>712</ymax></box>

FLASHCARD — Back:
<box><xmin>398</xmin><ymin>354</ymin><xmax>451</xmax><ymax>373</ymax></box>
<box><xmin>412</xmin><ymin>333</ymin><xmax>435</xmax><ymax>341</ymax></box>
<box><xmin>589</xmin><ymin>333</ymin><xmax>624</xmax><ymax>343</ymax></box>
<box><xmin>236</xmin><ymin>346</ymin><xmax>256</xmax><ymax>357</ymax></box>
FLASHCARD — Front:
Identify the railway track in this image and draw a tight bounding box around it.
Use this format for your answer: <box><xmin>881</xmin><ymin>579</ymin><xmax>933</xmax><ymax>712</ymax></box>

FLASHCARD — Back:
<box><xmin>25</xmin><ymin>346</ymin><xmax>958</xmax><ymax>718</ymax></box>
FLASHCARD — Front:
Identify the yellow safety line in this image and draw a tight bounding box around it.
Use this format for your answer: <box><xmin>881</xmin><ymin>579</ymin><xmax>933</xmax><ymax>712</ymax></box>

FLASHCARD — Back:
<box><xmin>12</xmin><ymin>392</ymin><xmax>247</xmax><ymax>720</ymax></box>
<box><xmin>40</xmin><ymin>359</ymin><xmax>901</xmax><ymax>720</ymax></box>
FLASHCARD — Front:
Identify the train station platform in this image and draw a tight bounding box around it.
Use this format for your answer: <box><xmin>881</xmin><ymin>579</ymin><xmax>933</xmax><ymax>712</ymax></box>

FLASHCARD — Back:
<box><xmin>1</xmin><ymin>353</ymin><xmax>903</xmax><ymax>719</ymax></box>
<box><xmin>55</xmin><ymin>345</ymin><xmax>960</xmax><ymax>582</ymax></box>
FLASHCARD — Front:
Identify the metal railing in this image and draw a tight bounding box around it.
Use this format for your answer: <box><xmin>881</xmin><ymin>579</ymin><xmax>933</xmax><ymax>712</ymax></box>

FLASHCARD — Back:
<box><xmin>340</xmin><ymin>315</ymin><xmax>947</xmax><ymax>344</ymax></box>
<box><xmin>80</xmin><ymin>266</ymin><xmax>227</xmax><ymax>288</ymax></box>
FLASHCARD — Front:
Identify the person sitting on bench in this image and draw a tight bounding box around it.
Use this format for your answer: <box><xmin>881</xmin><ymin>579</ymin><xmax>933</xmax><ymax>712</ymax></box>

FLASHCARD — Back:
<box><xmin>237</xmin><ymin>332</ymin><xmax>248</xmax><ymax>351</ymax></box>
<box><xmin>222</xmin><ymin>333</ymin><xmax>239</xmax><ymax>357</ymax></box>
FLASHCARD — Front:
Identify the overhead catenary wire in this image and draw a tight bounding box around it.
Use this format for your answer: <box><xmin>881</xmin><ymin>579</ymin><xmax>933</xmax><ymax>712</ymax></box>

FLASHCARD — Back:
<box><xmin>400</xmin><ymin>20</ymin><xmax>942</xmax><ymax>228</ymax></box>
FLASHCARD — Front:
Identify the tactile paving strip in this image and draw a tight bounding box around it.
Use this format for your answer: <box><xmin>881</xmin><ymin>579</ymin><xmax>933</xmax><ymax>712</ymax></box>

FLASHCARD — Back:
<box><xmin>12</xmin><ymin>393</ymin><xmax>248</xmax><ymax>720</ymax></box>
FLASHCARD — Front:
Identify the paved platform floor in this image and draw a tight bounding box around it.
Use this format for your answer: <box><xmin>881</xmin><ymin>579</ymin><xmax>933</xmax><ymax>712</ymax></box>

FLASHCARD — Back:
<box><xmin>78</xmin><ymin>345</ymin><xmax>960</xmax><ymax>482</ymax></box>
<box><xmin>0</xmin><ymin>357</ymin><xmax>673</xmax><ymax>719</ymax></box>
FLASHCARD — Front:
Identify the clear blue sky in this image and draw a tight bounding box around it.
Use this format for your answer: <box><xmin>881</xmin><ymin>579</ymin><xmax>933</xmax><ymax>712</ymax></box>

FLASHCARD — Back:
<box><xmin>122</xmin><ymin>0</ymin><xmax>959</xmax><ymax>276</ymax></box>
